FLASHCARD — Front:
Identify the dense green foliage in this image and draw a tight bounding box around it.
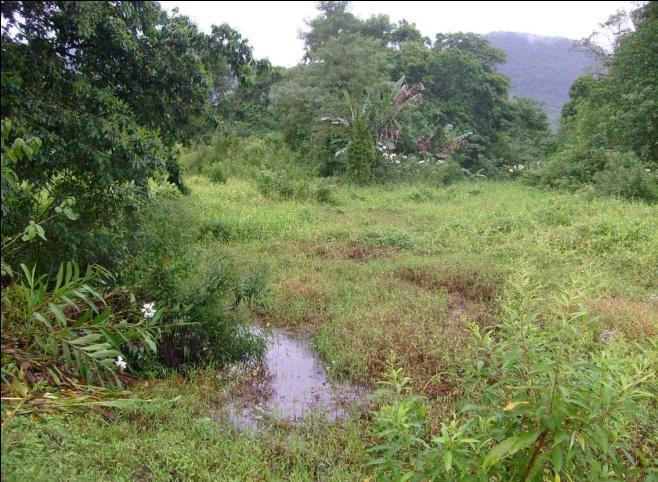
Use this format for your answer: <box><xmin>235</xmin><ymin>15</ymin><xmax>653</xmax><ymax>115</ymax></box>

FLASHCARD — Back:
<box><xmin>265</xmin><ymin>2</ymin><xmax>553</xmax><ymax>179</ymax></box>
<box><xmin>1</xmin><ymin>1</ymin><xmax>270</xmax><ymax>384</ymax></box>
<box><xmin>0</xmin><ymin>1</ymin><xmax>258</xmax><ymax>268</ymax></box>
<box><xmin>369</xmin><ymin>271</ymin><xmax>657</xmax><ymax>480</ymax></box>
<box><xmin>532</xmin><ymin>1</ymin><xmax>657</xmax><ymax>201</ymax></box>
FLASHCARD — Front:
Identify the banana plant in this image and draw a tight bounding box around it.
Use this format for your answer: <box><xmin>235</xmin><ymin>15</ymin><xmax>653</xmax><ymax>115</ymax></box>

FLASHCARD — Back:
<box><xmin>321</xmin><ymin>76</ymin><xmax>425</xmax><ymax>159</ymax></box>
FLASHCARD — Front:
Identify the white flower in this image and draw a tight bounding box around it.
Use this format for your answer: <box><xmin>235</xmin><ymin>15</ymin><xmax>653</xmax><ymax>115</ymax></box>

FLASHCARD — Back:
<box><xmin>141</xmin><ymin>302</ymin><xmax>156</xmax><ymax>319</ymax></box>
<box><xmin>115</xmin><ymin>355</ymin><xmax>127</xmax><ymax>372</ymax></box>
<box><xmin>650</xmin><ymin>293</ymin><xmax>658</xmax><ymax>301</ymax></box>
<box><xmin>509</xmin><ymin>168</ymin><xmax>514</xmax><ymax>173</ymax></box>
<box><xmin>646</xmin><ymin>168</ymin><xmax>651</xmax><ymax>173</ymax></box>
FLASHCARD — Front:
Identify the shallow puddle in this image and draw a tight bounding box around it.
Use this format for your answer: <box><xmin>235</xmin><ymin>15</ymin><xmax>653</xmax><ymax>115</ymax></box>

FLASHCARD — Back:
<box><xmin>226</xmin><ymin>327</ymin><xmax>365</xmax><ymax>429</ymax></box>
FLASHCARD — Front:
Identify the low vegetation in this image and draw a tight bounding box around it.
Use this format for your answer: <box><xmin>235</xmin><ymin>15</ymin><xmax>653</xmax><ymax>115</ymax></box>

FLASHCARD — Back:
<box><xmin>5</xmin><ymin>174</ymin><xmax>656</xmax><ymax>480</ymax></box>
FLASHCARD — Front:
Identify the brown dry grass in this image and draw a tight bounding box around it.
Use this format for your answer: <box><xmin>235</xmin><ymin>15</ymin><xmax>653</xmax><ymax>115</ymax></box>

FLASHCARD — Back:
<box><xmin>302</xmin><ymin>241</ymin><xmax>397</xmax><ymax>263</ymax></box>
<box><xmin>590</xmin><ymin>296</ymin><xmax>658</xmax><ymax>339</ymax></box>
<box><xmin>395</xmin><ymin>264</ymin><xmax>501</xmax><ymax>326</ymax></box>
<box><xmin>327</xmin><ymin>265</ymin><xmax>505</xmax><ymax>416</ymax></box>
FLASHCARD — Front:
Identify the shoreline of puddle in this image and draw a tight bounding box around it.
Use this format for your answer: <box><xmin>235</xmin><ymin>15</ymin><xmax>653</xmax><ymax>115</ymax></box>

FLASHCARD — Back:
<box><xmin>223</xmin><ymin>325</ymin><xmax>368</xmax><ymax>430</ymax></box>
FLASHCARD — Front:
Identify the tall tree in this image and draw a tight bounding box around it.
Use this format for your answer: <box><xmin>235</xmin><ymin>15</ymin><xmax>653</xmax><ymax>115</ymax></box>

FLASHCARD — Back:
<box><xmin>301</xmin><ymin>1</ymin><xmax>393</xmax><ymax>60</ymax></box>
<box><xmin>0</xmin><ymin>1</ymin><xmax>256</xmax><ymax>267</ymax></box>
<box><xmin>560</xmin><ymin>1</ymin><xmax>658</xmax><ymax>162</ymax></box>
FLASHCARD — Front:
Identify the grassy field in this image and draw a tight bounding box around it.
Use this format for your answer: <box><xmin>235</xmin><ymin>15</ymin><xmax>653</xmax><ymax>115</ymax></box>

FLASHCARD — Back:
<box><xmin>3</xmin><ymin>176</ymin><xmax>657</xmax><ymax>480</ymax></box>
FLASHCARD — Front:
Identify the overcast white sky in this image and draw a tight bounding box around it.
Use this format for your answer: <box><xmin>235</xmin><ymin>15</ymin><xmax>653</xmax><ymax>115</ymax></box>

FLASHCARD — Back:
<box><xmin>160</xmin><ymin>1</ymin><xmax>633</xmax><ymax>66</ymax></box>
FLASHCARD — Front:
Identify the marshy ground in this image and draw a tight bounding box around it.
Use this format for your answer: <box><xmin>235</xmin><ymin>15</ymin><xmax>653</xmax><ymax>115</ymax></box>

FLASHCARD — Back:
<box><xmin>2</xmin><ymin>177</ymin><xmax>657</xmax><ymax>480</ymax></box>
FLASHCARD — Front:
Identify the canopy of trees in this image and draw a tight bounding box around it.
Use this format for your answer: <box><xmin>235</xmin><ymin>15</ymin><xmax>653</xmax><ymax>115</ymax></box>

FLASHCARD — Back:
<box><xmin>537</xmin><ymin>1</ymin><xmax>657</xmax><ymax>200</ymax></box>
<box><xmin>264</xmin><ymin>1</ymin><xmax>551</xmax><ymax>179</ymax></box>
<box><xmin>1</xmin><ymin>1</ymin><xmax>259</xmax><ymax>266</ymax></box>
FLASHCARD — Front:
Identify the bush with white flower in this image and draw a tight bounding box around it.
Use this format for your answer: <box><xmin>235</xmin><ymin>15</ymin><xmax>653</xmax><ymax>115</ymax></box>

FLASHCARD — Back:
<box><xmin>115</xmin><ymin>355</ymin><xmax>127</xmax><ymax>372</ymax></box>
<box><xmin>141</xmin><ymin>302</ymin><xmax>156</xmax><ymax>319</ymax></box>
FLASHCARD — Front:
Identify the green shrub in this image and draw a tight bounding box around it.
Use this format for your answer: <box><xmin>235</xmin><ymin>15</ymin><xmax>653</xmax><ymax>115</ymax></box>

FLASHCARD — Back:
<box><xmin>407</xmin><ymin>189</ymin><xmax>436</xmax><ymax>203</ymax></box>
<box><xmin>156</xmin><ymin>259</ymin><xmax>267</xmax><ymax>369</ymax></box>
<box><xmin>255</xmin><ymin>169</ymin><xmax>295</xmax><ymax>199</ymax></box>
<box><xmin>375</xmin><ymin>157</ymin><xmax>468</xmax><ymax>187</ymax></box>
<box><xmin>181</xmin><ymin>132</ymin><xmax>305</xmax><ymax>181</ymax></box>
<box><xmin>434</xmin><ymin>160</ymin><xmax>468</xmax><ymax>186</ymax></box>
<box><xmin>235</xmin><ymin>262</ymin><xmax>270</xmax><ymax>308</ymax></box>
<box><xmin>529</xmin><ymin>147</ymin><xmax>657</xmax><ymax>202</ymax></box>
<box><xmin>204</xmin><ymin>163</ymin><xmax>228</xmax><ymax>184</ymax></box>
<box><xmin>120</xmin><ymin>191</ymin><xmax>266</xmax><ymax>372</ymax></box>
<box><xmin>314</xmin><ymin>178</ymin><xmax>336</xmax><ymax>204</ymax></box>
<box><xmin>346</xmin><ymin>118</ymin><xmax>379</xmax><ymax>185</ymax></box>
<box><xmin>180</xmin><ymin>144</ymin><xmax>216</xmax><ymax>174</ymax></box>
<box><xmin>593</xmin><ymin>152</ymin><xmax>658</xmax><ymax>202</ymax></box>
<box><xmin>528</xmin><ymin>146</ymin><xmax>607</xmax><ymax>191</ymax></box>
<box><xmin>1</xmin><ymin>125</ymin><xmax>137</xmax><ymax>276</ymax></box>
<box><xmin>532</xmin><ymin>200</ymin><xmax>576</xmax><ymax>227</ymax></box>
<box><xmin>203</xmin><ymin>218</ymin><xmax>271</xmax><ymax>243</ymax></box>
<box><xmin>367</xmin><ymin>269</ymin><xmax>658</xmax><ymax>480</ymax></box>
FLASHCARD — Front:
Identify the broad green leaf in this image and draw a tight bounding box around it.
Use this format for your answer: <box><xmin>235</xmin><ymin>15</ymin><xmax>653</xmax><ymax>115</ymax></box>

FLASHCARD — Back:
<box><xmin>551</xmin><ymin>445</ymin><xmax>564</xmax><ymax>474</ymax></box>
<box><xmin>100</xmin><ymin>358</ymin><xmax>117</xmax><ymax>368</ymax></box>
<box><xmin>91</xmin><ymin>309</ymin><xmax>110</xmax><ymax>326</ymax></box>
<box><xmin>88</xmin><ymin>349</ymin><xmax>121</xmax><ymax>359</ymax></box>
<box><xmin>80</xmin><ymin>343</ymin><xmax>112</xmax><ymax>352</ymax></box>
<box><xmin>33</xmin><ymin>312</ymin><xmax>53</xmax><ymax>328</ymax></box>
<box><xmin>55</xmin><ymin>263</ymin><xmax>64</xmax><ymax>291</ymax></box>
<box><xmin>48</xmin><ymin>302</ymin><xmax>67</xmax><ymax>325</ymax></box>
<box><xmin>443</xmin><ymin>451</ymin><xmax>453</xmax><ymax>472</ymax></box>
<box><xmin>483</xmin><ymin>437</ymin><xmax>517</xmax><ymax>470</ymax></box>
<box><xmin>483</xmin><ymin>431</ymin><xmax>541</xmax><ymax>470</ymax></box>
<box><xmin>68</xmin><ymin>333</ymin><xmax>103</xmax><ymax>345</ymax></box>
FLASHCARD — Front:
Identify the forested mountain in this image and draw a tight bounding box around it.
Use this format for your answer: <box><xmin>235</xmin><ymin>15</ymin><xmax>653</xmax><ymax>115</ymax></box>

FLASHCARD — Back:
<box><xmin>485</xmin><ymin>31</ymin><xmax>600</xmax><ymax>126</ymax></box>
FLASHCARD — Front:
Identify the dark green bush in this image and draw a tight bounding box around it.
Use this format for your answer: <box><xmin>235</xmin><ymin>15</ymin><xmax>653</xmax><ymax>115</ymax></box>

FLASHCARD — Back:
<box><xmin>314</xmin><ymin>178</ymin><xmax>336</xmax><ymax>204</ymax></box>
<box><xmin>255</xmin><ymin>169</ymin><xmax>296</xmax><ymax>199</ymax></box>
<box><xmin>359</xmin><ymin>229</ymin><xmax>413</xmax><ymax>250</ymax></box>
<box><xmin>529</xmin><ymin>147</ymin><xmax>657</xmax><ymax>202</ymax></box>
<box><xmin>407</xmin><ymin>189</ymin><xmax>437</xmax><ymax>203</ymax></box>
<box><xmin>593</xmin><ymin>152</ymin><xmax>658</xmax><ymax>202</ymax></box>
<box><xmin>205</xmin><ymin>163</ymin><xmax>228</xmax><ymax>184</ymax></box>
<box><xmin>181</xmin><ymin>132</ymin><xmax>305</xmax><ymax>180</ymax></box>
<box><xmin>120</xmin><ymin>186</ymin><xmax>266</xmax><ymax>372</ymax></box>
<box><xmin>367</xmin><ymin>270</ymin><xmax>658</xmax><ymax>480</ymax></box>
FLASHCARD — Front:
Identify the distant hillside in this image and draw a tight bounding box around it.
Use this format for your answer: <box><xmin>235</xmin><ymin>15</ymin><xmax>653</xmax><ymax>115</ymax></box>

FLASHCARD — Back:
<box><xmin>484</xmin><ymin>32</ymin><xmax>600</xmax><ymax>127</ymax></box>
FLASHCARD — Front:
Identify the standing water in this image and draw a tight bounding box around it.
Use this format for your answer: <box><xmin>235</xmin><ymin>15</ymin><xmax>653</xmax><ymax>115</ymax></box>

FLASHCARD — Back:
<box><xmin>225</xmin><ymin>327</ymin><xmax>365</xmax><ymax>429</ymax></box>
